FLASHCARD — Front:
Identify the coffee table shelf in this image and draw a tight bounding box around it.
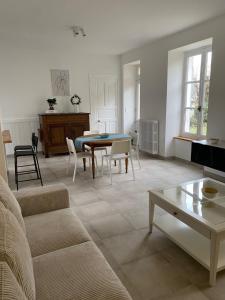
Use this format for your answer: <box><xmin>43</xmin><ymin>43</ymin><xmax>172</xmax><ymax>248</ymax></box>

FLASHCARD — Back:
<box><xmin>154</xmin><ymin>213</ymin><xmax>225</xmax><ymax>271</ymax></box>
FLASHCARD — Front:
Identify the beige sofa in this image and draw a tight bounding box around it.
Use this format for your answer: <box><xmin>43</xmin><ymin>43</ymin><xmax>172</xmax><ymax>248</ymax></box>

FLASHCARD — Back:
<box><xmin>0</xmin><ymin>176</ymin><xmax>132</xmax><ymax>300</ymax></box>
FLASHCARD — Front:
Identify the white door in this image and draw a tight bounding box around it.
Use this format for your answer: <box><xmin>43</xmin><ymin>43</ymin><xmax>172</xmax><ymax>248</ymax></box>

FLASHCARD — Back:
<box><xmin>89</xmin><ymin>75</ymin><xmax>118</xmax><ymax>133</ymax></box>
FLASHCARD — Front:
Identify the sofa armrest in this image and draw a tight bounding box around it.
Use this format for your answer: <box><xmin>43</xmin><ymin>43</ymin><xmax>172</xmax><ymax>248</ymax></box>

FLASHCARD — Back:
<box><xmin>13</xmin><ymin>184</ymin><xmax>70</xmax><ymax>217</ymax></box>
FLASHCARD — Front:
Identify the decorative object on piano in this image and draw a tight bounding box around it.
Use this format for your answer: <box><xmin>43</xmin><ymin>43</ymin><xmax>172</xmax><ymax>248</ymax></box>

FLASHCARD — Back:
<box><xmin>46</xmin><ymin>98</ymin><xmax>57</xmax><ymax>113</ymax></box>
<box><xmin>70</xmin><ymin>94</ymin><xmax>82</xmax><ymax>113</ymax></box>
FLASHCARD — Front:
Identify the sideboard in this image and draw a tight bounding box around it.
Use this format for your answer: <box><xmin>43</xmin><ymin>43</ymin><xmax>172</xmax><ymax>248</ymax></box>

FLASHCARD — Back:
<box><xmin>191</xmin><ymin>139</ymin><xmax>225</xmax><ymax>172</ymax></box>
<box><xmin>39</xmin><ymin>113</ymin><xmax>90</xmax><ymax>157</ymax></box>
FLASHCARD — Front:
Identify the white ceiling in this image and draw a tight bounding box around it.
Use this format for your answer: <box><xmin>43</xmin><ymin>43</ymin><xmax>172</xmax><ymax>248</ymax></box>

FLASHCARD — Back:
<box><xmin>1</xmin><ymin>0</ymin><xmax>225</xmax><ymax>55</ymax></box>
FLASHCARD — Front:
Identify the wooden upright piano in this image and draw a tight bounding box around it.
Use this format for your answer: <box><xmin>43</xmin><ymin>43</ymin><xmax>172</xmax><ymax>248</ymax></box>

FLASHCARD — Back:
<box><xmin>39</xmin><ymin>113</ymin><xmax>90</xmax><ymax>157</ymax></box>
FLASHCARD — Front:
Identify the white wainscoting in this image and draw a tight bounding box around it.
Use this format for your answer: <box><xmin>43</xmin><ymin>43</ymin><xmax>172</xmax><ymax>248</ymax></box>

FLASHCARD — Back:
<box><xmin>174</xmin><ymin>139</ymin><xmax>192</xmax><ymax>161</ymax></box>
<box><xmin>2</xmin><ymin>117</ymin><xmax>40</xmax><ymax>155</ymax></box>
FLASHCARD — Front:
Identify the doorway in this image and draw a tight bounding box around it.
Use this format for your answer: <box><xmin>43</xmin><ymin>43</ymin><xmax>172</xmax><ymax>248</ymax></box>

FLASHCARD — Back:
<box><xmin>89</xmin><ymin>75</ymin><xmax>118</xmax><ymax>133</ymax></box>
<box><xmin>123</xmin><ymin>61</ymin><xmax>140</xmax><ymax>133</ymax></box>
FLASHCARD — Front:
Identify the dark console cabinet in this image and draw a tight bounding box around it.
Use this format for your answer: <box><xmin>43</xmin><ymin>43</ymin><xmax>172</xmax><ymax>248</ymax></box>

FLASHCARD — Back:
<box><xmin>191</xmin><ymin>140</ymin><xmax>225</xmax><ymax>172</ymax></box>
<box><xmin>39</xmin><ymin>113</ymin><xmax>90</xmax><ymax>157</ymax></box>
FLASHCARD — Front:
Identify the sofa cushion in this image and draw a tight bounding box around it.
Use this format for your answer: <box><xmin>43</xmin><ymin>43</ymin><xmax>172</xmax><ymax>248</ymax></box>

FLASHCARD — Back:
<box><xmin>0</xmin><ymin>175</ymin><xmax>25</xmax><ymax>232</ymax></box>
<box><xmin>24</xmin><ymin>208</ymin><xmax>91</xmax><ymax>257</ymax></box>
<box><xmin>0</xmin><ymin>203</ymin><xmax>35</xmax><ymax>300</ymax></box>
<box><xmin>33</xmin><ymin>241</ymin><xmax>132</xmax><ymax>300</ymax></box>
<box><xmin>0</xmin><ymin>261</ymin><xmax>28</xmax><ymax>300</ymax></box>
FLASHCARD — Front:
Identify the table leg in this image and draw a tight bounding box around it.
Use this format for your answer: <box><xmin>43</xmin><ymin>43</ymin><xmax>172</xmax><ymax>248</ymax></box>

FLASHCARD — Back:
<box><xmin>209</xmin><ymin>233</ymin><xmax>220</xmax><ymax>286</ymax></box>
<box><xmin>125</xmin><ymin>153</ymin><xmax>128</xmax><ymax>173</ymax></box>
<box><xmin>82</xmin><ymin>144</ymin><xmax>86</xmax><ymax>171</ymax></box>
<box><xmin>91</xmin><ymin>147</ymin><xmax>95</xmax><ymax>179</ymax></box>
<box><xmin>149</xmin><ymin>197</ymin><xmax>155</xmax><ymax>234</ymax></box>
<box><xmin>83</xmin><ymin>158</ymin><xmax>86</xmax><ymax>171</ymax></box>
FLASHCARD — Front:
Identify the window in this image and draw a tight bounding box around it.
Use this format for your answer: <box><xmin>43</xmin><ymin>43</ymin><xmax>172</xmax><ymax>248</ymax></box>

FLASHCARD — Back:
<box><xmin>182</xmin><ymin>46</ymin><xmax>212</xmax><ymax>137</ymax></box>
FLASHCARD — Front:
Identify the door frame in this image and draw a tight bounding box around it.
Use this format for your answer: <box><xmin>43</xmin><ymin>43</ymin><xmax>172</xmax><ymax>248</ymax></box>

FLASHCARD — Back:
<box><xmin>122</xmin><ymin>61</ymin><xmax>140</xmax><ymax>133</ymax></box>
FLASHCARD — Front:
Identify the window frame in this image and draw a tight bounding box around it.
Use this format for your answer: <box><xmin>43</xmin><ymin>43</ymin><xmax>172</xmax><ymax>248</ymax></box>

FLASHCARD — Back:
<box><xmin>135</xmin><ymin>65</ymin><xmax>140</xmax><ymax>121</ymax></box>
<box><xmin>181</xmin><ymin>45</ymin><xmax>212</xmax><ymax>139</ymax></box>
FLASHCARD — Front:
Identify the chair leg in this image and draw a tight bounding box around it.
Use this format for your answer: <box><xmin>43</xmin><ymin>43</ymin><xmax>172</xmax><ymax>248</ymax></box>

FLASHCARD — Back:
<box><xmin>32</xmin><ymin>153</ymin><xmax>43</xmax><ymax>186</ymax></box>
<box><xmin>119</xmin><ymin>159</ymin><xmax>122</xmax><ymax>173</ymax></box>
<box><xmin>88</xmin><ymin>157</ymin><xmax>91</xmax><ymax>168</ymax></box>
<box><xmin>95</xmin><ymin>156</ymin><xmax>98</xmax><ymax>170</ymax></box>
<box><xmin>109</xmin><ymin>158</ymin><xmax>112</xmax><ymax>184</ymax></box>
<box><xmin>67</xmin><ymin>154</ymin><xmax>71</xmax><ymax>174</ymax></box>
<box><xmin>14</xmin><ymin>154</ymin><xmax>18</xmax><ymax>190</ymax></box>
<box><xmin>73</xmin><ymin>159</ymin><xmax>77</xmax><ymax>182</ymax></box>
<box><xmin>35</xmin><ymin>154</ymin><xmax>43</xmax><ymax>186</ymax></box>
<box><xmin>136</xmin><ymin>147</ymin><xmax>141</xmax><ymax>169</ymax></box>
<box><xmin>130</xmin><ymin>156</ymin><xmax>135</xmax><ymax>181</ymax></box>
<box><xmin>106</xmin><ymin>157</ymin><xmax>109</xmax><ymax>172</ymax></box>
<box><xmin>101</xmin><ymin>156</ymin><xmax>104</xmax><ymax>176</ymax></box>
<box><xmin>32</xmin><ymin>154</ymin><xmax>38</xmax><ymax>178</ymax></box>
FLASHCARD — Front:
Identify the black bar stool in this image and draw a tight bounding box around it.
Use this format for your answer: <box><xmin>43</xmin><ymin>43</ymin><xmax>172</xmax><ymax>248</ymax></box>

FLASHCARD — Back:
<box><xmin>14</xmin><ymin>133</ymin><xmax>43</xmax><ymax>190</ymax></box>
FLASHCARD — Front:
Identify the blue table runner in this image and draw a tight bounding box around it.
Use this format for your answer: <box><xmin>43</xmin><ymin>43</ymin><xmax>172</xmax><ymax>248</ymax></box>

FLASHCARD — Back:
<box><xmin>75</xmin><ymin>133</ymin><xmax>130</xmax><ymax>151</ymax></box>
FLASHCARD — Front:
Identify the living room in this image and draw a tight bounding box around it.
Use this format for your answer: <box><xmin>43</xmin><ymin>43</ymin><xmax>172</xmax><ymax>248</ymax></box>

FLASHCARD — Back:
<box><xmin>1</xmin><ymin>1</ymin><xmax>225</xmax><ymax>300</ymax></box>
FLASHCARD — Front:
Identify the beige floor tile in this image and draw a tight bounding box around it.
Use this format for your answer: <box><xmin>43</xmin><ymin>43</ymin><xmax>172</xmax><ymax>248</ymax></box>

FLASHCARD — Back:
<box><xmin>103</xmin><ymin>228</ymin><xmax>173</xmax><ymax>265</ymax></box>
<box><xmin>156</xmin><ymin>285</ymin><xmax>209</xmax><ymax>300</ymax></box>
<box><xmin>122</xmin><ymin>253</ymin><xmax>190</xmax><ymax>300</ymax></box>
<box><xmin>70</xmin><ymin>189</ymin><xmax>102</xmax><ymax>206</ymax></box>
<box><xmin>111</xmin><ymin>198</ymin><xmax>148</xmax><ymax>214</ymax></box>
<box><xmin>95</xmin><ymin>240</ymin><xmax>121</xmax><ymax>271</ymax></box>
<box><xmin>90</xmin><ymin>213</ymin><xmax>134</xmax><ymax>239</ymax></box>
<box><xmin>82</xmin><ymin>221</ymin><xmax>101</xmax><ymax>242</ymax></box>
<box><xmin>123</xmin><ymin>211</ymin><xmax>149</xmax><ymax>229</ymax></box>
<box><xmin>115</xmin><ymin>269</ymin><xmax>144</xmax><ymax>300</ymax></box>
<box><xmin>160</xmin><ymin>245</ymin><xmax>209</xmax><ymax>286</ymax></box>
<box><xmin>77</xmin><ymin>200</ymin><xmax>116</xmax><ymax>221</ymax></box>
<box><xmin>200</xmin><ymin>271</ymin><xmax>225</xmax><ymax>300</ymax></box>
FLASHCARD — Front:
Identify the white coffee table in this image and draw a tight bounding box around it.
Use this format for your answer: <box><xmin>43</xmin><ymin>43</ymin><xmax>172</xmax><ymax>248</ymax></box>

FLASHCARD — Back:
<box><xmin>149</xmin><ymin>178</ymin><xmax>225</xmax><ymax>286</ymax></box>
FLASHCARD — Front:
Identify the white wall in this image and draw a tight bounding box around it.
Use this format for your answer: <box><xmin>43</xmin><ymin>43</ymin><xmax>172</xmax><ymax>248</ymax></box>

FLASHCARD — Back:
<box><xmin>121</xmin><ymin>14</ymin><xmax>225</xmax><ymax>157</ymax></box>
<box><xmin>165</xmin><ymin>50</ymin><xmax>184</xmax><ymax>157</ymax></box>
<box><xmin>0</xmin><ymin>38</ymin><xmax>121</xmax><ymax>153</ymax></box>
<box><xmin>0</xmin><ymin>41</ymin><xmax>120</xmax><ymax>118</ymax></box>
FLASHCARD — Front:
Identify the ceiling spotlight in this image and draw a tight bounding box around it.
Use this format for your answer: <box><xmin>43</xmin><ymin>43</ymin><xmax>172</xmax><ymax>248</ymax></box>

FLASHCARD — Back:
<box><xmin>80</xmin><ymin>27</ymin><xmax>86</xmax><ymax>37</ymax></box>
<box><xmin>71</xmin><ymin>26</ymin><xmax>87</xmax><ymax>37</ymax></box>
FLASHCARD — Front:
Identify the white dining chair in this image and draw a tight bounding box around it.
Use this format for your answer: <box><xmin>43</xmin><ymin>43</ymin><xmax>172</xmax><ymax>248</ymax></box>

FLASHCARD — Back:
<box><xmin>66</xmin><ymin>137</ymin><xmax>97</xmax><ymax>182</ymax></box>
<box><xmin>83</xmin><ymin>130</ymin><xmax>108</xmax><ymax>154</ymax></box>
<box><xmin>101</xmin><ymin>140</ymin><xmax>135</xmax><ymax>184</ymax></box>
<box><xmin>129</xmin><ymin>130</ymin><xmax>141</xmax><ymax>169</ymax></box>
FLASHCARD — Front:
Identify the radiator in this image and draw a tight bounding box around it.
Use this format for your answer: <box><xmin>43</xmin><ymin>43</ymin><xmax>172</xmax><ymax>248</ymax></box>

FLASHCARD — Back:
<box><xmin>139</xmin><ymin>119</ymin><xmax>159</xmax><ymax>154</ymax></box>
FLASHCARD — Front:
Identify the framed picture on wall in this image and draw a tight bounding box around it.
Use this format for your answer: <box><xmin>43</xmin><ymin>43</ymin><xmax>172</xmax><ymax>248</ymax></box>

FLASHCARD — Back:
<box><xmin>51</xmin><ymin>69</ymin><xmax>70</xmax><ymax>96</ymax></box>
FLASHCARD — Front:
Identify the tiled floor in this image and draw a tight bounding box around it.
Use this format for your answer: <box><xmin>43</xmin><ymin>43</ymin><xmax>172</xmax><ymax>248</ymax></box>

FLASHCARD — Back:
<box><xmin>7</xmin><ymin>153</ymin><xmax>225</xmax><ymax>300</ymax></box>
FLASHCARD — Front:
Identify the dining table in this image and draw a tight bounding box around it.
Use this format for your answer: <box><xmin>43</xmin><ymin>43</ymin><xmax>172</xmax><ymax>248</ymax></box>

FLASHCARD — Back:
<box><xmin>75</xmin><ymin>133</ymin><xmax>131</xmax><ymax>179</ymax></box>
